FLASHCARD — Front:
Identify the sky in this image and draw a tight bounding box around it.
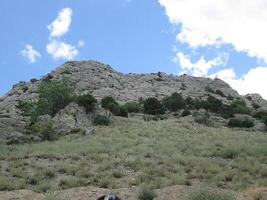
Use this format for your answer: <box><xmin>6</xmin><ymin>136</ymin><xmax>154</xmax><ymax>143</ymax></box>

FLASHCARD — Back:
<box><xmin>1</xmin><ymin>0</ymin><xmax>267</xmax><ymax>99</ymax></box>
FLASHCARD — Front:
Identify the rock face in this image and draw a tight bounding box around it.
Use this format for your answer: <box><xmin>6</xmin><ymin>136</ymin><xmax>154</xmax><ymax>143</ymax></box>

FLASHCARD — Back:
<box><xmin>0</xmin><ymin>60</ymin><xmax>266</xmax><ymax>144</ymax></box>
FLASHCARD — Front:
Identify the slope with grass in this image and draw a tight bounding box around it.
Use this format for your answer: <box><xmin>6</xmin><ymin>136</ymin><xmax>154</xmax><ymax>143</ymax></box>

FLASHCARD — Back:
<box><xmin>0</xmin><ymin>117</ymin><xmax>266</xmax><ymax>194</ymax></box>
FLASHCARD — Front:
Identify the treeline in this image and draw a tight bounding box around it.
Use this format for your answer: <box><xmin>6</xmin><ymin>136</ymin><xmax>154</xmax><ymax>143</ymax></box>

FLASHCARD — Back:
<box><xmin>17</xmin><ymin>79</ymin><xmax>267</xmax><ymax>131</ymax></box>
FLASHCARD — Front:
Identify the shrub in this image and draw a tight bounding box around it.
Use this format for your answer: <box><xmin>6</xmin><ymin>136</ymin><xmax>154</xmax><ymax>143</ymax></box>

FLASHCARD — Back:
<box><xmin>230</xmin><ymin>100</ymin><xmax>251</xmax><ymax>114</ymax></box>
<box><xmin>30</xmin><ymin>122</ymin><xmax>58</xmax><ymax>141</ymax></box>
<box><xmin>162</xmin><ymin>92</ymin><xmax>186</xmax><ymax>111</ymax></box>
<box><xmin>253</xmin><ymin>111</ymin><xmax>267</xmax><ymax>119</ymax></box>
<box><xmin>228</xmin><ymin>118</ymin><xmax>254</xmax><ymax>128</ymax></box>
<box><xmin>189</xmin><ymin>190</ymin><xmax>235</xmax><ymax>200</ymax></box>
<box><xmin>124</xmin><ymin>101</ymin><xmax>142</xmax><ymax>113</ymax></box>
<box><xmin>93</xmin><ymin>115</ymin><xmax>110</xmax><ymax>126</ymax></box>
<box><xmin>222</xmin><ymin>149</ymin><xmax>239</xmax><ymax>159</ymax></box>
<box><xmin>138</xmin><ymin>187</ymin><xmax>156</xmax><ymax>200</ymax></box>
<box><xmin>75</xmin><ymin>94</ymin><xmax>97</xmax><ymax>113</ymax></box>
<box><xmin>205</xmin><ymin>86</ymin><xmax>215</xmax><ymax>93</ymax></box>
<box><xmin>181</xmin><ymin>109</ymin><xmax>191</xmax><ymax>117</ymax></box>
<box><xmin>101</xmin><ymin>96</ymin><xmax>118</xmax><ymax>110</ymax></box>
<box><xmin>111</xmin><ymin>105</ymin><xmax>128</xmax><ymax>117</ymax></box>
<box><xmin>205</xmin><ymin>96</ymin><xmax>223</xmax><ymax>113</ymax></box>
<box><xmin>16</xmin><ymin>100</ymin><xmax>36</xmax><ymax>116</ymax></box>
<box><xmin>262</xmin><ymin>116</ymin><xmax>267</xmax><ymax>126</ymax></box>
<box><xmin>144</xmin><ymin>97</ymin><xmax>165</xmax><ymax>115</ymax></box>
<box><xmin>193</xmin><ymin>111</ymin><xmax>210</xmax><ymax>125</ymax></box>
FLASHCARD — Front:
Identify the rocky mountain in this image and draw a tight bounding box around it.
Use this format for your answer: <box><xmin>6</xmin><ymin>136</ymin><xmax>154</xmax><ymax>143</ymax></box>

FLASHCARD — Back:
<box><xmin>1</xmin><ymin>60</ymin><xmax>267</xmax><ymax>144</ymax></box>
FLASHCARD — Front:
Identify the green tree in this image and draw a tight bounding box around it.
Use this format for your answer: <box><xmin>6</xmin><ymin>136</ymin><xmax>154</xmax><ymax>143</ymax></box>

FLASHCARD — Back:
<box><xmin>75</xmin><ymin>94</ymin><xmax>97</xmax><ymax>113</ymax></box>
<box><xmin>162</xmin><ymin>92</ymin><xmax>185</xmax><ymax>112</ymax></box>
<box><xmin>143</xmin><ymin>97</ymin><xmax>165</xmax><ymax>115</ymax></box>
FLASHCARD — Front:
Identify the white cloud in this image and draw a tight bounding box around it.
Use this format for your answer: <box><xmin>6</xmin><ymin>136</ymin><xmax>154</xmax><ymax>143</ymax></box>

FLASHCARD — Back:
<box><xmin>210</xmin><ymin>67</ymin><xmax>267</xmax><ymax>100</ymax></box>
<box><xmin>20</xmin><ymin>45</ymin><xmax>41</xmax><ymax>63</ymax></box>
<box><xmin>47</xmin><ymin>8</ymin><xmax>72</xmax><ymax>38</ymax></box>
<box><xmin>175</xmin><ymin>52</ymin><xmax>226</xmax><ymax>77</ymax></box>
<box><xmin>159</xmin><ymin>0</ymin><xmax>267</xmax><ymax>62</ymax></box>
<box><xmin>46</xmin><ymin>40</ymin><xmax>78</xmax><ymax>60</ymax></box>
<box><xmin>78</xmin><ymin>40</ymin><xmax>85</xmax><ymax>47</ymax></box>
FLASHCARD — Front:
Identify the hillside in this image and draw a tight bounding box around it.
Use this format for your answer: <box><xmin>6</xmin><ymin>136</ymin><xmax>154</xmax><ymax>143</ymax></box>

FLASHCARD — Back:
<box><xmin>1</xmin><ymin>60</ymin><xmax>267</xmax><ymax>144</ymax></box>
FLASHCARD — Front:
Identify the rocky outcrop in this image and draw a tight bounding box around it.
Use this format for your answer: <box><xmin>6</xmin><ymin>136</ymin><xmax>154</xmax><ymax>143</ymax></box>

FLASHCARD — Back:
<box><xmin>0</xmin><ymin>60</ymin><xmax>266</xmax><ymax>144</ymax></box>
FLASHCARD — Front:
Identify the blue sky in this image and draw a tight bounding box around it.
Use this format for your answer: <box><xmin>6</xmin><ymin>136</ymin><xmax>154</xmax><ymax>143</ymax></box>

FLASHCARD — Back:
<box><xmin>1</xmin><ymin>0</ymin><xmax>267</xmax><ymax>99</ymax></box>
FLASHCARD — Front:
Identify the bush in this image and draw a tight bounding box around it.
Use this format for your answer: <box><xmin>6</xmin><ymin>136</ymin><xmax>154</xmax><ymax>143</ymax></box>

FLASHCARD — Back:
<box><xmin>144</xmin><ymin>97</ymin><xmax>165</xmax><ymax>115</ymax></box>
<box><xmin>93</xmin><ymin>115</ymin><xmax>110</xmax><ymax>126</ymax></box>
<box><xmin>111</xmin><ymin>105</ymin><xmax>128</xmax><ymax>117</ymax></box>
<box><xmin>124</xmin><ymin>101</ymin><xmax>142</xmax><ymax>113</ymax></box>
<box><xmin>138</xmin><ymin>187</ymin><xmax>156</xmax><ymax>200</ymax></box>
<box><xmin>30</xmin><ymin>122</ymin><xmax>58</xmax><ymax>141</ymax></box>
<box><xmin>230</xmin><ymin>100</ymin><xmax>251</xmax><ymax>114</ymax></box>
<box><xmin>75</xmin><ymin>94</ymin><xmax>97</xmax><ymax>113</ymax></box>
<box><xmin>205</xmin><ymin>86</ymin><xmax>215</xmax><ymax>93</ymax></box>
<box><xmin>16</xmin><ymin>100</ymin><xmax>36</xmax><ymax>116</ymax></box>
<box><xmin>181</xmin><ymin>109</ymin><xmax>191</xmax><ymax>117</ymax></box>
<box><xmin>101</xmin><ymin>96</ymin><xmax>118</xmax><ymax>110</ymax></box>
<box><xmin>253</xmin><ymin>111</ymin><xmax>267</xmax><ymax>119</ymax></box>
<box><xmin>262</xmin><ymin>116</ymin><xmax>267</xmax><ymax>126</ymax></box>
<box><xmin>189</xmin><ymin>190</ymin><xmax>235</xmax><ymax>200</ymax></box>
<box><xmin>193</xmin><ymin>111</ymin><xmax>210</xmax><ymax>125</ymax></box>
<box><xmin>205</xmin><ymin>96</ymin><xmax>223</xmax><ymax>113</ymax></box>
<box><xmin>222</xmin><ymin>149</ymin><xmax>239</xmax><ymax>159</ymax></box>
<box><xmin>162</xmin><ymin>92</ymin><xmax>186</xmax><ymax>112</ymax></box>
<box><xmin>228</xmin><ymin>118</ymin><xmax>254</xmax><ymax>128</ymax></box>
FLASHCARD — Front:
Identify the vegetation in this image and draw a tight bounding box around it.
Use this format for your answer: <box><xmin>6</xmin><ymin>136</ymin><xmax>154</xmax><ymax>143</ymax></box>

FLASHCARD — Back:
<box><xmin>138</xmin><ymin>186</ymin><xmax>156</xmax><ymax>200</ymax></box>
<box><xmin>124</xmin><ymin>101</ymin><xmax>143</xmax><ymax>113</ymax></box>
<box><xmin>181</xmin><ymin>109</ymin><xmax>191</xmax><ymax>117</ymax></box>
<box><xmin>162</xmin><ymin>92</ymin><xmax>186</xmax><ymax>111</ymax></box>
<box><xmin>193</xmin><ymin>111</ymin><xmax>211</xmax><ymax>125</ymax></box>
<box><xmin>30</xmin><ymin>121</ymin><xmax>58</xmax><ymax>141</ymax></box>
<box><xmin>230</xmin><ymin>99</ymin><xmax>251</xmax><ymax>114</ymax></box>
<box><xmin>0</xmin><ymin>118</ymin><xmax>266</xmax><ymax>192</ymax></box>
<box><xmin>93</xmin><ymin>114</ymin><xmax>110</xmax><ymax>126</ymax></box>
<box><xmin>143</xmin><ymin>97</ymin><xmax>165</xmax><ymax>115</ymax></box>
<box><xmin>189</xmin><ymin>189</ymin><xmax>235</xmax><ymax>200</ymax></box>
<box><xmin>101</xmin><ymin>96</ymin><xmax>118</xmax><ymax>111</ymax></box>
<box><xmin>228</xmin><ymin>118</ymin><xmax>254</xmax><ymax>128</ymax></box>
<box><xmin>75</xmin><ymin>93</ymin><xmax>97</xmax><ymax>113</ymax></box>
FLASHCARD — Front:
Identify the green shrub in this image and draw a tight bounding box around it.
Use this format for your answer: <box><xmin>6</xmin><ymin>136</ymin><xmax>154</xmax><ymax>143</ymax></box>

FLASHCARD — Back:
<box><xmin>253</xmin><ymin>111</ymin><xmax>267</xmax><ymax>119</ymax></box>
<box><xmin>181</xmin><ymin>109</ymin><xmax>191</xmax><ymax>117</ymax></box>
<box><xmin>111</xmin><ymin>105</ymin><xmax>128</xmax><ymax>117</ymax></box>
<box><xmin>144</xmin><ymin>97</ymin><xmax>165</xmax><ymax>115</ymax></box>
<box><xmin>228</xmin><ymin>118</ymin><xmax>254</xmax><ymax>128</ymax></box>
<box><xmin>101</xmin><ymin>96</ymin><xmax>118</xmax><ymax>110</ymax></box>
<box><xmin>230</xmin><ymin>100</ymin><xmax>251</xmax><ymax>114</ymax></box>
<box><xmin>124</xmin><ymin>101</ymin><xmax>142</xmax><ymax>113</ymax></box>
<box><xmin>30</xmin><ymin>122</ymin><xmax>58</xmax><ymax>141</ymax></box>
<box><xmin>93</xmin><ymin>115</ymin><xmax>110</xmax><ymax>126</ymax></box>
<box><xmin>205</xmin><ymin>86</ymin><xmax>215</xmax><ymax>93</ymax></box>
<box><xmin>162</xmin><ymin>92</ymin><xmax>186</xmax><ymax>111</ymax></box>
<box><xmin>262</xmin><ymin>116</ymin><xmax>267</xmax><ymax>127</ymax></box>
<box><xmin>138</xmin><ymin>187</ymin><xmax>156</xmax><ymax>200</ymax></box>
<box><xmin>222</xmin><ymin>148</ymin><xmax>239</xmax><ymax>159</ymax></box>
<box><xmin>16</xmin><ymin>100</ymin><xmax>36</xmax><ymax>116</ymax></box>
<box><xmin>205</xmin><ymin>96</ymin><xmax>223</xmax><ymax>113</ymax></box>
<box><xmin>189</xmin><ymin>190</ymin><xmax>235</xmax><ymax>200</ymax></box>
<box><xmin>75</xmin><ymin>94</ymin><xmax>97</xmax><ymax>113</ymax></box>
<box><xmin>193</xmin><ymin>111</ymin><xmax>210</xmax><ymax>125</ymax></box>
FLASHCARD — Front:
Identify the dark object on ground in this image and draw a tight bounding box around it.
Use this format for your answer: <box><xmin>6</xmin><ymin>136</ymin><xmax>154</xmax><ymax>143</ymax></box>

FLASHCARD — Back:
<box><xmin>97</xmin><ymin>194</ymin><xmax>121</xmax><ymax>200</ymax></box>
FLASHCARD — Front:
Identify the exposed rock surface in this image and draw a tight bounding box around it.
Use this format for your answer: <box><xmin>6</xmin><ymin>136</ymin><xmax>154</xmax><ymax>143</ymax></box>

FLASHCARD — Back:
<box><xmin>0</xmin><ymin>60</ymin><xmax>266</xmax><ymax>144</ymax></box>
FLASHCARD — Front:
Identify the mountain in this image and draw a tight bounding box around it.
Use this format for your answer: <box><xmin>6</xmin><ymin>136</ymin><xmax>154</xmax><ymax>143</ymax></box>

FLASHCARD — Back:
<box><xmin>0</xmin><ymin>60</ymin><xmax>267</xmax><ymax>144</ymax></box>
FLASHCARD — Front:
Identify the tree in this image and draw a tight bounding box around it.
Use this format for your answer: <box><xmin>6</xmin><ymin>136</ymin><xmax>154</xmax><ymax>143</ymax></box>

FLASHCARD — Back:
<box><xmin>162</xmin><ymin>92</ymin><xmax>185</xmax><ymax>112</ymax></box>
<box><xmin>144</xmin><ymin>97</ymin><xmax>165</xmax><ymax>115</ymax></box>
<box><xmin>75</xmin><ymin>94</ymin><xmax>97</xmax><ymax>113</ymax></box>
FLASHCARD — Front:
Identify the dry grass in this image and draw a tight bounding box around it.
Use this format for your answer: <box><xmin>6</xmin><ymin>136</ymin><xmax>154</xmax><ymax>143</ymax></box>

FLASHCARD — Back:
<box><xmin>0</xmin><ymin>117</ymin><xmax>266</xmax><ymax>192</ymax></box>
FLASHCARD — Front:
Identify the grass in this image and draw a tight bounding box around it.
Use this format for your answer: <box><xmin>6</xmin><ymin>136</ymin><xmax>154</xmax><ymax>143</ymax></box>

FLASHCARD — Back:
<box><xmin>189</xmin><ymin>189</ymin><xmax>235</xmax><ymax>200</ymax></box>
<box><xmin>0</xmin><ymin>117</ymin><xmax>266</xmax><ymax>192</ymax></box>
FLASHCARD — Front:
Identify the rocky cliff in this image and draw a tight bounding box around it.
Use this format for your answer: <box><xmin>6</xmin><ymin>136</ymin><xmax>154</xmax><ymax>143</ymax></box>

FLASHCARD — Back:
<box><xmin>1</xmin><ymin>60</ymin><xmax>267</xmax><ymax>144</ymax></box>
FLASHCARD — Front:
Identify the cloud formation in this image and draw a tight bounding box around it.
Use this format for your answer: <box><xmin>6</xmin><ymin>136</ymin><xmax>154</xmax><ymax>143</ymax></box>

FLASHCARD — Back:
<box><xmin>159</xmin><ymin>0</ymin><xmax>267</xmax><ymax>62</ymax></box>
<box><xmin>46</xmin><ymin>41</ymin><xmax>78</xmax><ymax>60</ymax></box>
<box><xmin>46</xmin><ymin>8</ymin><xmax>83</xmax><ymax>60</ymax></box>
<box><xmin>210</xmin><ymin>67</ymin><xmax>267</xmax><ymax>99</ymax></box>
<box><xmin>175</xmin><ymin>52</ymin><xmax>227</xmax><ymax>77</ymax></box>
<box><xmin>47</xmin><ymin>8</ymin><xmax>72</xmax><ymax>38</ymax></box>
<box><xmin>20</xmin><ymin>45</ymin><xmax>41</xmax><ymax>63</ymax></box>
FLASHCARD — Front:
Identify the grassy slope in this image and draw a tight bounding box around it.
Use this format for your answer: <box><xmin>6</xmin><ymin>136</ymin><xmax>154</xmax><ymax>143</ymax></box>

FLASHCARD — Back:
<box><xmin>0</xmin><ymin>117</ymin><xmax>266</xmax><ymax>193</ymax></box>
